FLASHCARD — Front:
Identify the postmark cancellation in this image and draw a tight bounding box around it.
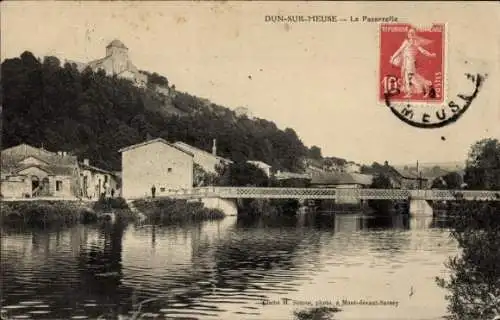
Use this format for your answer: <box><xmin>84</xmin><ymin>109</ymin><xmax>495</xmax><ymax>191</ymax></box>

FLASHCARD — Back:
<box><xmin>378</xmin><ymin>23</ymin><xmax>486</xmax><ymax>128</ymax></box>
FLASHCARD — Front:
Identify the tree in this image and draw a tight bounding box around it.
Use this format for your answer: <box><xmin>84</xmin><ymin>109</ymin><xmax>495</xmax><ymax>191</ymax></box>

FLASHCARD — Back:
<box><xmin>193</xmin><ymin>163</ymin><xmax>221</xmax><ymax>187</ymax></box>
<box><xmin>219</xmin><ymin>162</ymin><xmax>270</xmax><ymax>187</ymax></box>
<box><xmin>464</xmin><ymin>138</ymin><xmax>500</xmax><ymax>190</ymax></box>
<box><xmin>308</xmin><ymin>145</ymin><xmax>322</xmax><ymax>160</ymax></box>
<box><xmin>367</xmin><ymin>174</ymin><xmax>394</xmax><ymax>214</ymax></box>
<box><xmin>435</xmin><ymin>138</ymin><xmax>500</xmax><ymax>320</ymax></box>
<box><xmin>431</xmin><ymin>172</ymin><xmax>463</xmax><ymax>190</ymax></box>
<box><xmin>370</xmin><ymin>174</ymin><xmax>393</xmax><ymax>189</ymax></box>
<box><xmin>2</xmin><ymin>51</ymin><xmax>312</xmax><ymax>173</ymax></box>
<box><xmin>436</xmin><ymin>201</ymin><xmax>500</xmax><ymax>320</ymax></box>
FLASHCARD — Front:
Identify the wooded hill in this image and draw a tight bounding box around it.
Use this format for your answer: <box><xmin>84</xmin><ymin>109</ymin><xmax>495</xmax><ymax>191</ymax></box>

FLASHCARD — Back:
<box><xmin>1</xmin><ymin>51</ymin><xmax>309</xmax><ymax>172</ymax></box>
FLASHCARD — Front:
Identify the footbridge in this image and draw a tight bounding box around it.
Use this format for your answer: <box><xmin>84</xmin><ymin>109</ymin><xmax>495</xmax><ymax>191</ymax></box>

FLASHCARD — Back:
<box><xmin>164</xmin><ymin>187</ymin><xmax>500</xmax><ymax>201</ymax></box>
<box><xmin>158</xmin><ymin>187</ymin><xmax>500</xmax><ymax>216</ymax></box>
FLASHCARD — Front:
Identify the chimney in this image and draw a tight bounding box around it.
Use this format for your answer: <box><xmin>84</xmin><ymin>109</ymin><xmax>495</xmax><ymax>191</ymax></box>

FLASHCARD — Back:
<box><xmin>212</xmin><ymin>139</ymin><xmax>217</xmax><ymax>156</ymax></box>
<box><xmin>83</xmin><ymin>159</ymin><xmax>90</xmax><ymax>166</ymax></box>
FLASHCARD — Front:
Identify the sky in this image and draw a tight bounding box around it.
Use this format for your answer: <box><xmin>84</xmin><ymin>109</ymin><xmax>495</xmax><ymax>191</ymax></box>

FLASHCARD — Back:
<box><xmin>2</xmin><ymin>1</ymin><xmax>499</xmax><ymax>165</ymax></box>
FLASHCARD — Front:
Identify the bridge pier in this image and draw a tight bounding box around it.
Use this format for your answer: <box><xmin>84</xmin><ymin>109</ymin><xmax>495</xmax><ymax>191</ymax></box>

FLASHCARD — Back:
<box><xmin>409</xmin><ymin>199</ymin><xmax>433</xmax><ymax>217</ymax></box>
<box><xmin>200</xmin><ymin>197</ymin><xmax>238</xmax><ymax>216</ymax></box>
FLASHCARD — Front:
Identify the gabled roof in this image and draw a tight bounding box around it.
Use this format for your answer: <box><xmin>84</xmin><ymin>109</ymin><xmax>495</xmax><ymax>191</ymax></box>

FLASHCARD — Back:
<box><xmin>310</xmin><ymin>172</ymin><xmax>373</xmax><ymax>186</ymax></box>
<box><xmin>275</xmin><ymin>171</ymin><xmax>311</xmax><ymax>180</ymax></box>
<box><xmin>19</xmin><ymin>155</ymin><xmax>50</xmax><ymax>166</ymax></box>
<box><xmin>12</xmin><ymin>164</ymin><xmax>76</xmax><ymax>176</ymax></box>
<box><xmin>172</xmin><ymin>141</ymin><xmax>233</xmax><ymax>163</ymax></box>
<box><xmin>393</xmin><ymin>168</ymin><xmax>429</xmax><ymax>180</ymax></box>
<box><xmin>247</xmin><ymin>160</ymin><xmax>272</xmax><ymax>168</ymax></box>
<box><xmin>14</xmin><ymin>164</ymin><xmax>52</xmax><ymax>175</ymax></box>
<box><xmin>1</xmin><ymin>144</ymin><xmax>78</xmax><ymax>176</ymax></box>
<box><xmin>118</xmin><ymin>138</ymin><xmax>194</xmax><ymax>156</ymax></box>
<box><xmin>79</xmin><ymin>162</ymin><xmax>115</xmax><ymax>175</ymax></box>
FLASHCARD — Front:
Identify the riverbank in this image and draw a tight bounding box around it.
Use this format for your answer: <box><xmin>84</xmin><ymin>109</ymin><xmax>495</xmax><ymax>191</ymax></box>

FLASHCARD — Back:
<box><xmin>0</xmin><ymin>198</ymin><xmax>137</xmax><ymax>226</ymax></box>
<box><xmin>0</xmin><ymin>197</ymin><xmax>227</xmax><ymax>226</ymax></box>
<box><xmin>132</xmin><ymin>198</ymin><xmax>225</xmax><ymax>223</ymax></box>
<box><xmin>1</xmin><ymin>200</ymin><xmax>94</xmax><ymax>227</ymax></box>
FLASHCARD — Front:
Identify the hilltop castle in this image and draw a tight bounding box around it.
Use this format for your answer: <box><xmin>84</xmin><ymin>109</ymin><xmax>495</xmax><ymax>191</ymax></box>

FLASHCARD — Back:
<box><xmin>68</xmin><ymin>40</ymin><xmax>147</xmax><ymax>87</ymax></box>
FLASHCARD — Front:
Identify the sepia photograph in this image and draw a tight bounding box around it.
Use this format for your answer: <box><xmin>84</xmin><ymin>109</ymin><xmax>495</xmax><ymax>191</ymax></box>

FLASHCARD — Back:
<box><xmin>1</xmin><ymin>2</ymin><xmax>499</xmax><ymax>320</ymax></box>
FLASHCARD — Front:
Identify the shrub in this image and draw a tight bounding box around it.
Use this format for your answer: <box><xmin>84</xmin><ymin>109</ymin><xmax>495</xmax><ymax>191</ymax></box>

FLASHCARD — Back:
<box><xmin>132</xmin><ymin>198</ymin><xmax>225</xmax><ymax>223</ymax></box>
<box><xmin>1</xmin><ymin>201</ymin><xmax>90</xmax><ymax>227</ymax></box>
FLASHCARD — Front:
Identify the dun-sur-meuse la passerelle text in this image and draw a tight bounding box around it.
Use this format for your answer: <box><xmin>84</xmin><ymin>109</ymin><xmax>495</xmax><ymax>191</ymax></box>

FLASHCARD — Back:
<box><xmin>265</xmin><ymin>15</ymin><xmax>398</xmax><ymax>23</ymax></box>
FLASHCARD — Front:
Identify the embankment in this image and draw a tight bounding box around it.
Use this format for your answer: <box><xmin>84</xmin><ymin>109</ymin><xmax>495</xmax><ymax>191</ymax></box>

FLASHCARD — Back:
<box><xmin>1</xmin><ymin>197</ymin><xmax>136</xmax><ymax>226</ymax></box>
<box><xmin>132</xmin><ymin>198</ymin><xmax>225</xmax><ymax>223</ymax></box>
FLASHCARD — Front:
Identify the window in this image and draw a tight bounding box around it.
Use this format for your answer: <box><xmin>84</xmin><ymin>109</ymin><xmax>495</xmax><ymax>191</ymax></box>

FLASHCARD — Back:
<box><xmin>167</xmin><ymin>168</ymin><xmax>172</xmax><ymax>173</ymax></box>
<box><xmin>56</xmin><ymin>180</ymin><xmax>63</xmax><ymax>191</ymax></box>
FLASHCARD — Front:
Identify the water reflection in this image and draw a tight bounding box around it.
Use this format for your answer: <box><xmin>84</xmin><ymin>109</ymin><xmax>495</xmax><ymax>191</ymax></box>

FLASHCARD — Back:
<box><xmin>360</xmin><ymin>215</ymin><xmax>410</xmax><ymax>230</ymax></box>
<box><xmin>2</xmin><ymin>212</ymin><xmax>458</xmax><ymax>320</ymax></box>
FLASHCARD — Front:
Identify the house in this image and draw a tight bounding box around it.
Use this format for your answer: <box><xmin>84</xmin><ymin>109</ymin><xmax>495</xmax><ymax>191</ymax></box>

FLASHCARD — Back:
<box><xmin>118</xmin><ymin>138</ymin><xmax>194</xmax><ymax>199</ymax></box>
<box><xmin>310</xmin><ymin>172</ymin><xmax>373</xmax><ymax>189</ymax></box>
<box><xmin>394</xmin><ymin>168</ymin><xmax>430</xmax><ymax>189</ymax></box>
<box><xmin>79</xmin><ymin>159</ymin><xmax>120</xmax><ymax>200</ymax></box>
<box><xmin>172</xmin><ymin>139</ymin><xmax>233</xmax><ymax>175</ymax></box>
<box><xmin>0</xmin><ymin>144</ymin><xmax>80</xmax><ymax>199</ymax></box>
<box><xmin>304</xmin><ymin>158</ymin><xmax>325</xmax><ymax>175</ymax></box>
<box><xmin>67</xmin><ymin>39</ymin><xmax>147</xmax><ymax>87</ymax></box>
<box><xmin>343</xmin><ymin>161</ymin><xmax>362</xmax><ymax>173</ymax></box>
<box><xmin>274</xmin><ymin>170</ymin><xmax>311</xmax><ymax>188</ymax></box>
<box><xmin>274</xmin><ymin>170</ymin><xmax>311</xmax><ymax>181</ymax></box>
<box><xmin>247</xmin><ymin>160</ymin><xmax>272</xmax><ymax>177</ymax></box>
<box><xmin>360</xmin><ymin>162</ymin><xmax>430</xmax><ymax>189</ymax></box>
<box><xmin>310</xmin><ymin>172</ymin><xmax>373</xmax><ymax>204</ymax></box>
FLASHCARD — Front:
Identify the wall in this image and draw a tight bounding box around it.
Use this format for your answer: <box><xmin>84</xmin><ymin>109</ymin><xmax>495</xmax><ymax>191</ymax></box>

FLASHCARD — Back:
<box><xmin>122</xmin><ymin>142</ymin><xmax>193</xmax><ymax>199</ymax></box>
<box><xmin>1</xmin><ymin>180</ymin><xmax>29</xmax><ymax>198</ymax></box>
<box><xmin>80</xmin><ymin>169</ymin><xmax>119</xmax><ymax>200</ymax></box>
<box><xmin>49</xmin><ymin>175</ymin><xmax>74</xmax><ymax>197</ymax></box>
<box><xmin>173</xmin><ymin>143</ymin><xmax>229</xmax><ymax>174</ymax></box>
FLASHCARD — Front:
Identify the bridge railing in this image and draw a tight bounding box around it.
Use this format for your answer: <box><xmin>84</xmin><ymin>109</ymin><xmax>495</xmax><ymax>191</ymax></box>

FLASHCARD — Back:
<box><xmin>214</xmin><ymin>187</ymin><xmax>338</xmax><ymax>199</ymax></box>
<box><xmin>161</xmin><ymin>187</ymin><xmax>500</xmax><ymax>201</ymax></box>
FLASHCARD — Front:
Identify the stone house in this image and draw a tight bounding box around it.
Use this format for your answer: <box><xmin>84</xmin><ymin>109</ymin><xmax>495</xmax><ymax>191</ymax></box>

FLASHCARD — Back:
<box><xmin>0</xmin><ymin>144</ymin><xmax>80</xmax><ymax>199</ymax></box>
<box><xmin>119</xmin><ymin>138</ymin><xmax>194</xmax><ymax>199</ymax></box>
<box><xmin>79</xmin><ymin>159</ymin><xmax>120</xmax><ymax>200</ymax></box>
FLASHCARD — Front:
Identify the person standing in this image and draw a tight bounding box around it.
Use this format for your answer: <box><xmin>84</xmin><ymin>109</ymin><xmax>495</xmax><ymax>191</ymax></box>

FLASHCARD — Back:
<box><xmin>151</xmin><ymin>185</ymin><xmax>156</xmax><ymax>198</ymax></box>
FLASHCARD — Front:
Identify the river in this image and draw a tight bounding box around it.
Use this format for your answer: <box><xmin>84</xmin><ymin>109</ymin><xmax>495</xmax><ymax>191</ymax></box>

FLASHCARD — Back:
<box><xmin>1</xmin><ymin>213</ymin><xmax>457</xmax><ymax>320</ymax></box>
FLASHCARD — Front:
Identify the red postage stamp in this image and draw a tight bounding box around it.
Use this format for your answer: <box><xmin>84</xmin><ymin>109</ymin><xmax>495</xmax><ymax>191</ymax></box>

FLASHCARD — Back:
<box><xmin>379</xmin><ymin>23</ymin><xmax>445</xmax><ymax>104</ymax></box>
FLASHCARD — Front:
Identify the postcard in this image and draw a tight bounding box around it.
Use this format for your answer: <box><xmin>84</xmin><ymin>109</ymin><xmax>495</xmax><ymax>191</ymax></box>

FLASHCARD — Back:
<box><xmin>1</xmin><ymin>2</ymin><xmax>499</xmax><ymax>320</ymax></box>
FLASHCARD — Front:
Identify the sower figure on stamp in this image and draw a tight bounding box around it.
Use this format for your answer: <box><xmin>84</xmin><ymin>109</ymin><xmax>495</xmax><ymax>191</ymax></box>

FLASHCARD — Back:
<box><xmin>390</xmin><ymin>28</ymin><xmax>436</xmax><ymax>99</ymax></box>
